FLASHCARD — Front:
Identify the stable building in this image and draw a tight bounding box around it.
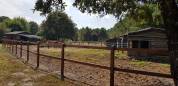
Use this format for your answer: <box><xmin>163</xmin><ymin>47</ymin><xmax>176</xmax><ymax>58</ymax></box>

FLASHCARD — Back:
<box><xmin>4</xmin><ymin>31</ymin><xmax>41</xmax><ymax>42</ymax></box>
<box><xmin>125</xmin><ymin>27</ymin><xmax>167</xmax><ymax>49</ymax></box>
<box><xmin>106</xmin><ymin>27</ymin><xmax>168</xmax><ymax>56</ymax></box>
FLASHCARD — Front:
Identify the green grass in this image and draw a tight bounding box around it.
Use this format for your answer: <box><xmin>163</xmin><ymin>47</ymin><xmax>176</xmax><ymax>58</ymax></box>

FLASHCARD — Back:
<box><xmin>160</xmin><ymin>63</ymin><xmax>170</xmax><ymax>67</ymax></box>
<box><xmin>40</xmin><ymin>47</ymin><xmax>110</xmax><ymax>63</ymax></box>
<box><xmin>0</xmin><ymin>45</ymin><xmax>72</xmax><ymax>86</ymax></box>
<box><xmin>130</xmin><ymin>60</ymin><xmax>151</xmax><ymax>67</ymax></box>
<box><xmin>40</xmin><ymin>47</ymin><xmax>170</xmax><ymax>68</ymax></box>
<box><xmin>115</xmin><ymin>50</ymin><xmax>128</xmax><ymax>59</ymax></box>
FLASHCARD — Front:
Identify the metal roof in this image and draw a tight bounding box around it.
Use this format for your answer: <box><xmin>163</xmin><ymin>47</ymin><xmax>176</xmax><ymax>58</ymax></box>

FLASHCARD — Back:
<box><xmin>123</xmin><ymin>27</ymin><xmax>165</xmax><ymax>36</ymax></box>
<box><xmin>19</xmin><ymin>34</ymin><xmax>41</xmax><ymax>39</ymax></box>
<box><xmin>106</xmin><ymin>27</ymin><xmax>166</xmax><ymax>42</ymax></box>
<box><xmin>5</xmin><ymin>31</ymin><xmax>29</xmax><ymax>35</ymax></box>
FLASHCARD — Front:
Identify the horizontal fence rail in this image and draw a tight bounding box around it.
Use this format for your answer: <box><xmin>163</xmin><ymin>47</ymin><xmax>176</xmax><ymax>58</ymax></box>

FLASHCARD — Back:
<box><xmin>1</xmin><ymin>39</ymin><xmax>172</xmax><ymax>86</ymax></box>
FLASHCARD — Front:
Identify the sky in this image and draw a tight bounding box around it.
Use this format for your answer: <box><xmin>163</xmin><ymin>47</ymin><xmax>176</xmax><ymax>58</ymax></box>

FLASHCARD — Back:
<box><xmin>0</xmin><ymin>0</ymin><xmax>117</xmax><ymax>29</ymax></box>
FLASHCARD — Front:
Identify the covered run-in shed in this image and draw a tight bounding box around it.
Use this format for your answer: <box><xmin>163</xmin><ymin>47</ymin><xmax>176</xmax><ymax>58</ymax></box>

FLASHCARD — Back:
<box><xmin>4</xmin><ymin>31</ymin><xmax>41</xmax><ymax>42</ymax></box>
<box><xmin>125</xmin><ymin>27</ymin><xmax>167</xmax><ymax>49</ymax></box>
<box><xmin>106</xmin><ymin>27</ymin><xmax>168</xmax><ymax>56</ymax></box>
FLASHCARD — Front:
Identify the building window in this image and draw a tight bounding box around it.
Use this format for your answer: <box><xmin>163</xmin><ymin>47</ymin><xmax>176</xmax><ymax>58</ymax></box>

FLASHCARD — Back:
<box><xmin>132</xmin><ymin>40</ymin><xmax>139</xmax><ymax>48</ymax></box>
<box><xmin>140</xmin><ymin>41</ymin><xmax>149</xmax><ymax>48</ymax></box>
<box><xmin>132</xmin><ymin>40</ymin><xmax>149</xmax><ymax>48</ymax></box>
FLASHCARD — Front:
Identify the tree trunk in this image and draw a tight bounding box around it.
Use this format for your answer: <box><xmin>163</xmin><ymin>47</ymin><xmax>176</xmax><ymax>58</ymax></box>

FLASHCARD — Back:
<box><xmin>159</xmin><ymin>0</ymin><xmax>178</xmax><ymax>86</ymax></box>
<box><xmin>168</xmin><ymin>30</ymin><xmax>178</xmax><ymax>86</ymax></box>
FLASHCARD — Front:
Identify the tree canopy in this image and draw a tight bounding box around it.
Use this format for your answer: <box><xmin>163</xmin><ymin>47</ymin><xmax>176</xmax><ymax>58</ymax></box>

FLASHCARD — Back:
<box><xmin>4</xmin><ymin>17</ymin><xmax>29</xmax><ymax>32</ymax></box>
<box><xmin>0</xmin><ymin>16</ymin><xmax>10</xmax><ymax>23</ymax></box>
<box><xmin>109</xmin><ymin>3</ymin><xmax>163</xmax><ymax>37</ymax></box>
<box><xmin>78</xmin><ymin>27</ymin><xmax>108</xmax><ymax>41</ymax></box>
<box><xmin>40</xmin><ymin>11</ymin><xmax>77</xmax><ymax>40</ymax></box>
<box><xmin>29</xmin><ymin>21</ymin><xmax>39</xmax><ymax>35</ymax></box>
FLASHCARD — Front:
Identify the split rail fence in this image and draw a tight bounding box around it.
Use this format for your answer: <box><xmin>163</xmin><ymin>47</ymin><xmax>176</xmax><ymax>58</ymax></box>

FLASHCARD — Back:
<box><xmin>1</xmin><ymin>39</ymin><xmax>173</xmax><ymax>86</ymax></box>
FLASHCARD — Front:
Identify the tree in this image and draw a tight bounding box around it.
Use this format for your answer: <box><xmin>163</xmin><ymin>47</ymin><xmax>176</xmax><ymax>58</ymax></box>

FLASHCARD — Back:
<box><xmin>34</xmin><ymin>0</ymin><xmax>178</xmax><ymax>85</ymax></box>
<box><xmin>5</xmin><ymin>17</ymin><xmax>29</xmax><ymax>32</ymax></box>
<box><xmin>78</xmin><ymin>27</ymin><xmax>91</xmax><ymax>41</ymax></box>
<box><xmin>109</xmin><ymin>4</ymin><xmax>163</xmax><ymax>38</ymax></box>
<box><xmin>40</xmin><ymin>11</ymin><xmax>77</xmax><ymax>40</ymax></box>
<box><xmin>29</xmin><ymin>21</ymin><xmax>39</xmax><ymax>35</ymax></box>
<box><xmin>0</xmin><ymin>16</ymin><xmax>10</xmax><ymax>23</ymax></box>
<box><xmin>78</xmin><ymin>27</ymin><xmax>108</xmax><ymax>41</ymax></box>
<box><xmin>0</xmin><ymin>24</ymin><xmax>6</xmax><ymax>39</ymax></box>
<box><xmin>98</xmin><ymin>28</ymin><xmax>108</xmax><ymax>41</ymax></box>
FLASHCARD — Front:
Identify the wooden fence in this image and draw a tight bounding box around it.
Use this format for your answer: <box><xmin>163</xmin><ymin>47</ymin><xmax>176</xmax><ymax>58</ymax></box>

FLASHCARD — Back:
<box><xmin>1</xmin><ymin>39</ymin><xmax>173</xmax><ymax>86</ymax></box>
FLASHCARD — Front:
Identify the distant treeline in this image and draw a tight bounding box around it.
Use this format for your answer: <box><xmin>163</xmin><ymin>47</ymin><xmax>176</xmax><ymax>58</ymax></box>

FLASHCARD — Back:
<box><xmin>78</xmin><ymin>27</ymin><xmax>108</xmax><ymax>41</ymax></box>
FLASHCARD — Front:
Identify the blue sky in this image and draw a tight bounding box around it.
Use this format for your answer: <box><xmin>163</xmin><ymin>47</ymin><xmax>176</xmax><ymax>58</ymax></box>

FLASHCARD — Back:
<box><xmin>0</xmin><ymin>0</ymin><xmax>117</xmax><ymax>29</ymax></box>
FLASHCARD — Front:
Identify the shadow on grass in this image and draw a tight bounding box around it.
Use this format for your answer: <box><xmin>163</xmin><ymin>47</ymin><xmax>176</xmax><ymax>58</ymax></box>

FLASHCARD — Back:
<box><xmin>129</xmin><ymin>55</ymin><xmax>170</xmax><ymax>64</ymax></box>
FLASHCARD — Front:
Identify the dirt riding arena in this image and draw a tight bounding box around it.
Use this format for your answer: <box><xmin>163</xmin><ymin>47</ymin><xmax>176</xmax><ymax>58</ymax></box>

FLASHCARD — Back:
<box><xmin>3</xmin><ymin>40</ymin><xmax>174</xmax><ymax>86</ymax></box>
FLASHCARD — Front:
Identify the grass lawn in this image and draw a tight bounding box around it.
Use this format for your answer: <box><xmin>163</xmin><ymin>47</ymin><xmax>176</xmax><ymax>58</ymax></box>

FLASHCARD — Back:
<box><xmin>0</xmin><ymin>45</ymin><xmax>73</xmax><ymax>86</ymax></box>
<box><xmin>40</xmin><ymin>47</ymin><xmax>110</xmax><ymax>63</ymax></box>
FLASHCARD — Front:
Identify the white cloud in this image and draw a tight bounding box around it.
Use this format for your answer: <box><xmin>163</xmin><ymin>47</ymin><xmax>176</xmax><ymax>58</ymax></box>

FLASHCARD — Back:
<box><xmin>0</xmin><ymin>0</ymin><xmax>117</xmax><ymax>29</ymax></box>
<box><xmin>0</xmin><ymin>0</ymin><xmax>44</xmax><ymax>24</ymax></box>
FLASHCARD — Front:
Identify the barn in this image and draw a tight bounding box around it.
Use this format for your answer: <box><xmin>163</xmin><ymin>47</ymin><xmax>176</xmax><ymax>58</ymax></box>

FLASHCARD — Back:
<box><xmin>106</xmin><ymin>27</ymin><xmax>168</xmax><ymax>56</ymax></box>
<box><xmin>4</xmin><ymin>31</ymin><xmax>41</xmax><ymax>42</ymax></box>
<box><xmin>125</xmin><ymin>27</ymin><xmax>167</xmax><ymax>49</ymax></box>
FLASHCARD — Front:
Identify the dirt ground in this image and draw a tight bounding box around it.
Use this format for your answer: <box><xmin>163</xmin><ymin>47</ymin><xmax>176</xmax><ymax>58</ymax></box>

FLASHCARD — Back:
<box><xmin>11</xmin><ymin>45</ymin><xmax>174</xmax><ymax>86</ymax></box>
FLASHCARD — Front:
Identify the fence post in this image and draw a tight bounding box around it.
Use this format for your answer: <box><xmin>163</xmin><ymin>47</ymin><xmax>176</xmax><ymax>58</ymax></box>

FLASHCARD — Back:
<box><xmin>7</xmin><ymin>41</ymin><xmax>9</xmax><ymax>51</ymax></box>
<box><xmin>48</xmin><ymin>41</ymin><xmax>49</xmax><ymax>49</ymax></box>
<box><xmin>20</xmin><ymin>41</ymin><xmax>23</xmax><ymax>58</ymax></box>
<box><xmin>61</xmin><ymin>43</ymin><xmax>65</xmax><ymax>80</ymax></box>
<box><xmin>15</xmin><ymin>41</ymin><xmax>17</xmax><ymax>55</ymax></box>
<box><xmin>36</xmin><ymin>42</ymin><xmax>40</xmax><ymax>69</ymax></box>
<box><xmin>12</xmin><ymin>40</ymin><xmax>14</xmax><ymax>54</ymax></box>
<box><xmin>9</xmin><ymin>41</ymin><xmax>11</xmax><ymax>51</ymax></box>
<box><xmin>1</xmin><ymin>40</ymin><xmax>3</xmax><ymax>48</ymax></box>
<box><xmin>5</xmin><ymin>40</ymin><xmax>7</xmax><ymax>48</ymax></box>
<box><xmin>8</xmin><ymin>41</ymin><xmax>10</xmax><ymax>51</ymax></box>
<box><xmin>2</xmin><ymin>40</ymin><xmax>4</xmax><ymax>48</ymax></box>
<box><xmin>110</xmin><ymin>45</ymin><xmax>115</xmax><ymax>86</ymax></box>
<box><xmin>6</xmin><ymin>40</ymin><xmax>8</xmax><ymax>48</ymax></box>
<box><xmin>4</xmin><ymin>40</ymin><xmax>6</xmax><ymax>48</ymax></box>
<box><xmin>10</xmin><ymin>41</ymin><xmax>12</xmax><ymax>53</ymax></box>
<box><xmin>26</xmin><ymin>41</ymin><xmax>30</xmax><ymax>63</ymax></box>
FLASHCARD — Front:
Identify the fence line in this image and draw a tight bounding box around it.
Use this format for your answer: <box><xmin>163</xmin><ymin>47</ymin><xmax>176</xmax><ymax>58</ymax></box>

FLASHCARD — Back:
<box><xmin>1</xmin><ymin>39</ymin><xmax>173</xmax><ymax>86</ymax></box>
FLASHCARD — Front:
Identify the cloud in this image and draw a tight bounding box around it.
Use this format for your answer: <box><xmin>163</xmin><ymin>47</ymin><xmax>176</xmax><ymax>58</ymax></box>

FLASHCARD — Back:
<box><xmin>0</xmin><ymin>0</ymin><xmax>117</xmax><ymax>29</ymax></box>
<box><xmin>0</xmin><ymin>0</ymin><xmax>44</xmax><ymax>24</ymax></box>
<box><xmin>64</xmin><ymin>1</ymin><xmax>117</xmax><ymax>29</ymax></box>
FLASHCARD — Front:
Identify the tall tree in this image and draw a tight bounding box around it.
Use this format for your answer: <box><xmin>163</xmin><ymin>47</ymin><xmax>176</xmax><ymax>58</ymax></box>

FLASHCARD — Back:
<box><xmin>99</xmin><ymin>28</ymin><xmax>108</xmax><ymax>41</ymax></box>
<box><xmin>5</xmin><ymin>17</ymin><xmax>29</xmax><ymax>32</ymax></box>
<box><xmin>34</xmin><ymin>0</ymin><xmax>178</xmax><ymax>85</ymax></box>
<box><xmin>29</xmin><ymin>21</ymin><xmax>39</xmax><ymax>35</ymax></box>
<box><xmin>0</xmin><ymin>16</ymin><xmax>10</xmax><ymax>23</ymax></box>
<box><xmin>41</xmin><ymin>11</ymin><xmax>77</xmax><ymax>40</ymax></box>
